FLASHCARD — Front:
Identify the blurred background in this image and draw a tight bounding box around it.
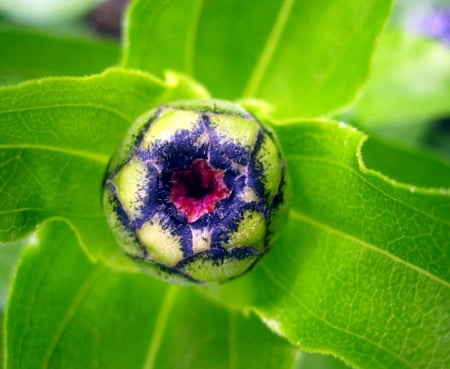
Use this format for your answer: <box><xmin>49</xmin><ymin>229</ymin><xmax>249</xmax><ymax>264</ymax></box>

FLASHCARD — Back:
<box><xmin>0</xmin><ymin>0</ymin><xmax>128</xmax><ymax>36</ymax></box>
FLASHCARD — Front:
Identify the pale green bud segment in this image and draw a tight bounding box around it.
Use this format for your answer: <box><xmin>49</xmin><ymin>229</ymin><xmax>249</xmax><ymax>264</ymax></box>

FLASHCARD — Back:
<box><xmin>141</xmin><ymin>108</ymin><xmax>201</xmax><ymax>149</ymax></box>
<box><xmin>180</xmin><ymin>253</ymin><xmax>260</xmax><ymax>284</ymax></box>
<box><xmin>256</xmin><ymin>135</ymin><xmax>282</xmax><ymax>202</ymax></box>
<box><xmin>209</xmin><ymin>114</ymin><xmax>260</xmax><ymax>151</ymax></box>
<box><xmin>103</xmin><ymin>191</ymin><xmax>142</xmax><ymax>258</ymax></box>
<box><xmin>110</xmin><ymin>156</ymin><xmax>148</xmax><ymax>221</ymax></box>
<box><xmin>137</xmin><ymin>216</ymin><xmax>184</xmax><ymax>266</ymax></box>
<box><xmin>222</xmin><ymin>211</ymin><xmax>266</xmax><ymax>251</ymax></box>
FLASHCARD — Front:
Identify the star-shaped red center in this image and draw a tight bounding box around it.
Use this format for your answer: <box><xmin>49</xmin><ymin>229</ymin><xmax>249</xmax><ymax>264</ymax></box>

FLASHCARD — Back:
<box><xmin>169</xmin><ymin>159</ymin><xmax>231</xmax><ymax>223</ymax></box>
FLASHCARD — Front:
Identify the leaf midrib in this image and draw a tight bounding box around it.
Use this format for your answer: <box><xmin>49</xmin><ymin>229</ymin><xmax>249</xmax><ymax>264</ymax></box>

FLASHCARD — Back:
<box><xmin>143</xmin><ymin>285</ymin><xmax>178</xmax><ymax>369</ymax></box>
<box><xmin>0</xmin><ymin>208</ymin><xmax>104</xmax><ymax>219</ymax></box>
<box><xmin>0</xmin><ymin>144</ymin><xmax>109</xmax><ymax>164</ymax></box>
<box><xmin>290</xmin><ymin>210</ymin><xmax>449</xmax><ymax>288</ymax></box>
<box><xmin>184</xmin><ymin>0</ymin><xmax>204</xmax><ymax>76</ymax></box>
<box><xmin>41</xmin><ymin>265</ymin><xmax>107</xmax><ymax>369</ymax></box>
<box><xmin>286</xmin><ymin>154</ymin><xmax>450</xmax><ymax>223</ymax></box>
<box><xmin>227</xmin><ymin>312</ymin><xmax>237</xmax><ymax>369</ymax></box>
<box><xmin>0</xmin><ymin>103</ymin><xmax>132</xmax><ymax>124</ymax></box>
<box><xmin>286</xmin><ymin>153</ymin><xmax>449</xmax><ymax>286</ymax></box>
<box><xmin>242</xmin><ymin>0</ymin><xmax>295</xmax><ymax>97</ymax></box>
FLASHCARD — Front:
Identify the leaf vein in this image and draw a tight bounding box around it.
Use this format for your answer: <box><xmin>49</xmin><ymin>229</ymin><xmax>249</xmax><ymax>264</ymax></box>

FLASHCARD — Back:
<box><xmin>286</xmin><ymin>154</ymin><xmax>450</xmax><ymax>224</ymax></box>
<box><xmin>0</xmin><ymin>144</ymin><xmax>109</xmax><ymax>164</ymax></box>
<box><xmin>290</xmin><ymin>210</ymin><xmax>449</xmax><ymax>287</ymax></box>
<box><xmin>0</xmin><ymin>103</ymin><xmax>132</xmax><ymax>124</ymax></box>
<box><xmin>184</xmin><ymin>0</ymin><xmax>204</xmax><ymax>75</ymax></box>
<box><xmin>243</xmin><ymin>0</ymin><xmax>295</xmax><ymax>97</ymax></box>
<box><xmin>228</xmin><ymin>312</ymin><xmax>237</xmax><ymax>369</ymax></box>
<box><xmin>42</xmin><ymin>265</ymin><xmax>106</xmax><ymax>369</ymax></box>
<box><xmin>260</xmin><ymin>264</ymin><xmax>417</xmax><ymax>369</ymax></box>
<box><xmin>143</xmin><ymin>285</ymin><xmax>178</xmax><ymax>369</ymax></box>
<box><xmin>0</xmin><ymin>208</ymin><xmax>104</xmax><ymax>218</ymax></box>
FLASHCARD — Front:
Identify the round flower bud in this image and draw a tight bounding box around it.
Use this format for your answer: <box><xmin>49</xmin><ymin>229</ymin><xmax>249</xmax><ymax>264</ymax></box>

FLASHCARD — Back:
<box><xmin>104</xmin><ymin>99</ymin><xmax>289</xmax><ymax>284</ymax></box>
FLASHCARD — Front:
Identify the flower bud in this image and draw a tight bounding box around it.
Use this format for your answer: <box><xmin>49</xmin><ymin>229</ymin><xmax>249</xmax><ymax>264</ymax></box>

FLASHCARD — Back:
<box><xmin>104</xmin><ymin>100</ymin><xmax>289</xmax><ymax>284</ymax></box>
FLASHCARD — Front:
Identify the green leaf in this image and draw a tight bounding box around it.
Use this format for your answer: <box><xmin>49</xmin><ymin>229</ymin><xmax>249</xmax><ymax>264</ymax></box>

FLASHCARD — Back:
<box><xmin>361</xmin><ymin>136</ymin><xmax>450</xmax><ymax>188</ymax></box>
<box><xmin>1</xmin><ymin>313</ymin><xmax>3</xmax><ymax>369</ymax></box>
<box><xmin>205</xmin><ymin>119</ymin><xmax>450</xmax><ymax>369</ymax></box>
<box><xmin>296</xmin><ymin>352</ymin><xmax>351</xmax><ymax>369</ymax></box>
<box><xmin>0</xmin><ymin>68</ymin><xmax>209</xmax><ymax>264</ymax></box>
<box><xmin>353</xmin><ymin>30</ymin><xmax>450</xmax><ymax>129</ymax></box>
<box><xmin>0</xmin><ymin>26</ymin><xmax>120</xmax><ymax>85</ymax></box>
<box><xmin>5</xmin><ymin>220</ymin><xmax>298</xmax><ymax>369</ymax></box>
<box><xmin>122</xmin><ymin>0</ymin><xmax>393</xmax><ymax>118</ymax></box>
<box><xmin>0</xmin><ymin>240</ymin><xmax>26</xmax><ymax>369</ymax></box>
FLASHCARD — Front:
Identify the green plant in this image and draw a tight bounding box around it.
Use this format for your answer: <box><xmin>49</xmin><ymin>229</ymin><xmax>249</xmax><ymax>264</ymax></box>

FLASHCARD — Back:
<box><xmin>0</xmin><ymin>0</ymin><xmax>449</xmax><ymax>368</ymax></box>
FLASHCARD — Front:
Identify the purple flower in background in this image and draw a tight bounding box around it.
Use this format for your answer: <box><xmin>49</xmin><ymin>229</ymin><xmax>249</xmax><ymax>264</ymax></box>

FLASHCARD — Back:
<box><xmin>410</xmin><ymin>6</ymin><xmax>450</xmax><ymax>45</ymax></box>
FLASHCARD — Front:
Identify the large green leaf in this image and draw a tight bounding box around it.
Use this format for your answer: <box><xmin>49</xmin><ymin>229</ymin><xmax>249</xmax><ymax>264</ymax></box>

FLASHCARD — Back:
<box><xmin>0</xmin><ymin>26</ymin><xmax>120</xmax><ymax>85</ymax></box>
<box><xmin>4</xmin><ymin>220</ymin><xmax>298</xmax><ymax>369</ymax></box>
<box><xmin>122</xmin><ymin>0</ymin><xmax>392</xmax><ymax>118</ymax></box>
<box><xmin>0</xmin><ymin>68</ymin><xmax>209</xmax><ymax>264</ymax></box>
<box><xmin>205</xmin><ymin>119</ymin><xmax>450</xmax><ymax>369</ymax></box>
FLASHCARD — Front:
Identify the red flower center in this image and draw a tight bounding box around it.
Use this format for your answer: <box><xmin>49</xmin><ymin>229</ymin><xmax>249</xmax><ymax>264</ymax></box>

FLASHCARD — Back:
<box><xmin>169</xmin><ymin>159</ymin><xmax>231</xmax><ymax>223</ymax></box>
